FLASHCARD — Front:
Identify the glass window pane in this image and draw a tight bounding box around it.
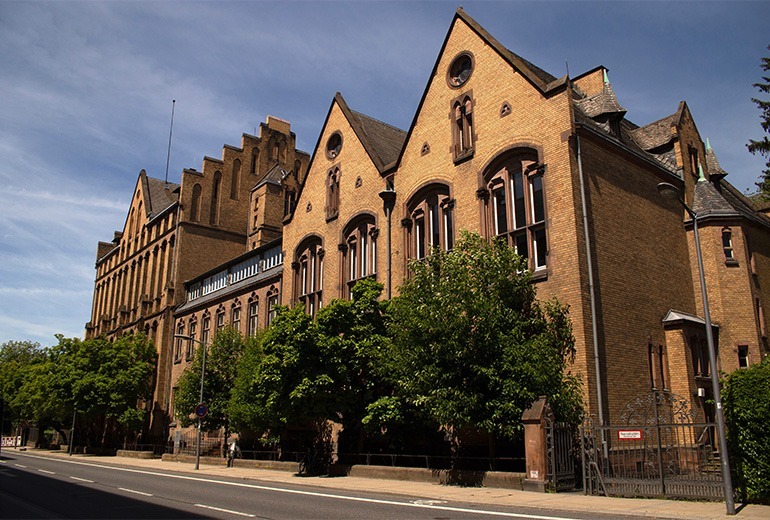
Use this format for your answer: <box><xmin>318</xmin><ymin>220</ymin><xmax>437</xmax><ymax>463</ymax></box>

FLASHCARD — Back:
<box><xmin>415</xmin><ymin>215</ymin><xmax>425</xmax><ymax>259</ymax></box>
<box><xmin>514</xmin><ymin>231</ymin><xmax>528</xmax><ymax>261</ymax></box>
<box><xmin>493</xmin><ymin>186</ymin><xmax>507</xmax><ymax>235</ymax></box>
<box><xmin>430</xmin><ymin>202</ymin><xmax>440</xmax><ymax>248</ymax></box>
<box><xmin>512</xmin><ymin>170</ymin><xmax>526</xmax><ymax>229</ymax></box>
<box><xmin>533</xmin><ymin>227</ymin><xmax>547</xmax><ymax>269</ymax></box>
<box><xmin>444</xmin><ymin>208</ymin><xmax>454</xmax><ymax>251</ymax></box>
<box><xmin>530</xmin><ymin>175</ymin><xmax>545</xmax><ymax>223</ymax></box>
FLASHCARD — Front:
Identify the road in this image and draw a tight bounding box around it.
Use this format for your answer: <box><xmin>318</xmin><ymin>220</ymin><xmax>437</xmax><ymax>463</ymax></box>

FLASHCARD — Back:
<box><xmin>0</xmin><ymin>451</ymin><xmax>657</xmax><ymax>520</ymax></box>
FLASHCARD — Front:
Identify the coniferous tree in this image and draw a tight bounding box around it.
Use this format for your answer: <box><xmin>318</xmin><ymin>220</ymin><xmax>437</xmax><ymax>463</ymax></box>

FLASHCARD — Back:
<box><xmin>748</xmin><ymin>46</ymin><xmax>770</xmax><ymax>197</ymax></box>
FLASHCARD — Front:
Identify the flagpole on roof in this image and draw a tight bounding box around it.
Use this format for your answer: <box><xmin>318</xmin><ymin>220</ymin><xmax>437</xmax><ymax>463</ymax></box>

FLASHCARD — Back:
<box><xmin>164</xmin><ymin>99</ymin><xmax>176</xmax><ymax>189</ymax></box>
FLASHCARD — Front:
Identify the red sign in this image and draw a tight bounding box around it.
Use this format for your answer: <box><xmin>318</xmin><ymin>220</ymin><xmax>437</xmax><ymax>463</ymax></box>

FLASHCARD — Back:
<box><xmin>618</xmin><ymin>430</ymin><xmax>643</xmax><ymax>440</ymax></box>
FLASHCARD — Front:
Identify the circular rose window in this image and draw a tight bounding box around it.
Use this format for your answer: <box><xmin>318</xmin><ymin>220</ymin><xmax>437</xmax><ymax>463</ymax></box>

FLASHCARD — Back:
<box><xmin>448</xmin><ymin>53</ymin><xmax>473</xmax><ymax>88</ymax></box>
<box><xmin>326</xmin><ymin>132</ymin><xmax>342</xmax><ymax>159</ymax></box>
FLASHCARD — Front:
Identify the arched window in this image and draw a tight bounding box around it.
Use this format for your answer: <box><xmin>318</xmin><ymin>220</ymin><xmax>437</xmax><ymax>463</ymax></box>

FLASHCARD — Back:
<box><xmin>293</xmin><ymin>237</ymin><xmax>324</xmax><ymax>317</ymax></box>
<box><xmin>452</xmin><ymin>93</ymin><xmax>475</xmax><ymax>161</ymax></box>
<box><xmin>186</xmin><ymin>317</ymin><xmax>197</xmax><ymax>361</ymax></box>
<box><xmin>341</xmin><ymin>215</ymin><xmax>377</xmax><ymax>298</ymax></box>
<box><xmin>326</xmin><ymin>166</ymin><xmax>340</xmax><ymax>220</ymax></box>
<box><xmin>247</xmin><ymin>294</ymin><xmax>259</xmax><ymax>337</ymax></box>
<box><xmin>202</xmin><ymin>310</ymin><xmax>211</xmax><ymax>345</ymax></box>
<box><xmin>404</xmin><ymin>184</ymin><xmax>454</xmax><ymax>260</ymax></box>
<box><xmin>482</xmin><ymin>150</ymin><xmax>547</xmax><ymax>271</ymax></box>
<box><xmin>230</xmin><ymin>159</ymin><xmax>241</xmax><ymax>199</ymax></box>
<box><xmin>267</xmin><ymin>286</ymin><xmax>280</xmax><ymax>325</ymax></box>
<box><xmin>174</xmin><ymin>321</ymin><xmax>184</xmax><ymax>363</ymax></box>
<box><xmin>190</xmin><ymin>183</ymin><xmax>202</xmax><ymax>222</ymax></box>
<box><xmin>216</xmin><ymin>305</ymin><xmax>225</xmax><ymax>331</ymax></box>
<box><xmin>210</xmin><ymin>171</ymin><xmax>221</xmax><ymax>225</ymax></box>
<box><xmin>231</xmin><ymin>301</ymin><xmax>241</xmax><ymax>333</ymax></box>
<box><xmin>250</xmin><ymin>148</ymin><xmax>259</xmax><ymax>175</ymax></box>
<box><xmin>722</xmin><ymin>227</ymin><xmax>737</xmax><ymax>265</ymax></box>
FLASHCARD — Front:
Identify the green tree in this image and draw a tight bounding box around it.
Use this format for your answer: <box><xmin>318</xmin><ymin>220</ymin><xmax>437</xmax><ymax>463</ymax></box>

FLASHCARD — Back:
<box><xmin>174</xmin><ymin>327</ymin><xmax>249</xmax><ymax>453</ymax></box>
<box><xmin>380</xmin><ymin>232</ymin><xmax>581</xmax><ymax>459</ymax></box>
<box><xmin>230</xmin><ymin>281</ymin><xmax>390</xmax><ymax>464</ymax></box>
<box><xmin>723</xmin><ymin>356</ymin><xmax>770</xmax><ymax>503</ymax></box>
<box><xmin>749</xmin><ymin>46</ymin><xmax>770</xmax><ymax>197</ymax></box>
<box><xmin>0</xmin><ymin>341</ymin><xmax>46</xmax><ymax>435</ymax></box>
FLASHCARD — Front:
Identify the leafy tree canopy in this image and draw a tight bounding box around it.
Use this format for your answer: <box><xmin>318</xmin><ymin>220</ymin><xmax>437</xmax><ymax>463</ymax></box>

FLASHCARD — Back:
<box><xmin>174</xmin><ymin>327</ymin><xmax>250</xmax><ymax>434</ymax></box>
<box><xmin>379</xmin><ymin>232</ymin><xmax>582</xmax><ymax>445</ymax></box>
<box><xmin>723</xmin><ymin>356</ymin><xmax>770</xmax><ymax>502</ymax></box>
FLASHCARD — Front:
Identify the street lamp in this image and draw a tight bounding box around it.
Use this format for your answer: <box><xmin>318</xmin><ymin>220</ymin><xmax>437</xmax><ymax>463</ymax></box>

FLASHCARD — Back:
<box><xmin>173</xmin><ymin>334</ymin><xmax>207</xmax><ymax>471</ymax></box>
<box><xmin>657</xmin><ymin>181</ymin><xmax>735</xmax><ymax>515</ymax></box>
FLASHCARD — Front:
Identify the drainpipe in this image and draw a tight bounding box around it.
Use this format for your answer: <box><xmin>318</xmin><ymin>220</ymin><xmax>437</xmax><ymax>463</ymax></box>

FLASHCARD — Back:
<box><xmin>575</xmin><ymin>133</ymin><xmax>606</xmax><ymax>446</ymax></box>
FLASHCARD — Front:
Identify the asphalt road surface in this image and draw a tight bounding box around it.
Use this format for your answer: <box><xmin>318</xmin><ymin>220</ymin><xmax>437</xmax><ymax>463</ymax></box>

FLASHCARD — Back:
<box><xmin>0</xmin><ymin>451</ymin><xmax>656</xmax><ymax>520</ymax></box>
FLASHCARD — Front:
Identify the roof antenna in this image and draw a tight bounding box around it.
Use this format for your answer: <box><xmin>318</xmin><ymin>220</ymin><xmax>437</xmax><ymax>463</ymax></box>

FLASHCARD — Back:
<box><xmin>164</xmin><ymin>99</ymin><xmax>176</xmax><ymax>189</ymax></box>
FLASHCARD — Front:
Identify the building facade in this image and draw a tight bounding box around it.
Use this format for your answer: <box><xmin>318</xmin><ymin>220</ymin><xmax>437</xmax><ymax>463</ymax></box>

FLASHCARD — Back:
<box><xmin>88</xmin><ymin>8</ymin><xmax>770</xmax><ymax>441</ymax></box>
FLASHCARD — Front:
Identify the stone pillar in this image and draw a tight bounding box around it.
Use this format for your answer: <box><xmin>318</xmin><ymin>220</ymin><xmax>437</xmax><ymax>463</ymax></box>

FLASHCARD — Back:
<box><xmin>521</xmin><ymin>396</ymin><xmax>550</xmax><ymax>492</ymax></box>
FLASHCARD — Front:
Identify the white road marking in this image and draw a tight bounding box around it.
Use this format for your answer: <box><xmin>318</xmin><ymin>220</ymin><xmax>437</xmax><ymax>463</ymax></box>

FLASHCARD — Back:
<box><xmin>0</xmin><ymin>459</ymin><xmax>6</xmax><ymax>463</ymax></box>
<box><xmin>38</xmin><ymin>469</ymin><xmax>55</xmax><ymax>474</ymax></box>
<box><xmin>119</xmin><ymin>487</ymin><xmax>153</xmax><ymax>497</ymax></box>
<box><xmin>70</xmin><ymin>476</ymin><xmax>94</xmax><ymax>483</ymax></box>
<box><xmin>195</xmin><ymin>503</ymin><xmax>256</xmax><ymax>517</ymax></box>
<box><xmin>13</xmin><ymin>452</ymin><xmax>581</xmax><ymax>520</ymax></box>
<box><xmin>14</xmin><ymin>464</ymin><xmax>26</xmax><ymax>468</ymax></box>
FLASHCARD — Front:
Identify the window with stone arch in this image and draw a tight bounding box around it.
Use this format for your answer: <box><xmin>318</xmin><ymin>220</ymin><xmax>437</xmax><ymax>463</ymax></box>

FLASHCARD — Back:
<box><xmin>481</xmin><ymin>149</ymin><xmax>548</xmax><ymax>272</ymax></box>
<box><xmin>293</xmin><ymin>237</ymin><xmax>324</xmax><ymax>317</ymax></box>
<box><xmin>230</xmin><ymin>159</ymin><xmax>241</xmax><ymax>200</ymax></box>
<box><xmin>267</xmin><ymin>286</ymin><xmax>280</xmax><ymax>325</ymax></box>
<box><xmin>174</xmin><ymin>321</ymin><xmax>184</xmax><ymax>363</ymax></box>
<box><xmin>250</xmin><ymin>147</ymin><xmax>259</xmax><ymax>175</ymax></box>
<box><xmin>186</xmin><ymin>316</ymin><xmax>197</xmax><ymax>361</ymax></box>
<box><xmin>216</xmin><ymin>305</ymin><xmax>225</xmax><ymax>332</ymax></box>
<box><xmin>404</xmin><ymin>184</ymin><xmax>454</xmax><ymax>261</ymax></box>
<box><xmin>210</xmin><ymin>171</ymin><xmax>222</xmax><ymax>225</ymax></box>
<box><xmin>247</xmin><ymin>294</ymin><xmax>259</xmax><ymax>337</ymax></box>
<box><xmin>452</xmin><ymin>92</ymin><xmax>475</xmax><ymax>161</ymax></box>
<box><xmin>326</xmin><ymin>166</ymin><xmax>340</xmax><ymax>220</ymax></box>
<box><xmin>341</xmin><ymin>214</ymin><xmax>378</xmax><ymax>298</ymax></box>
<box><xmin>231</xmin><ymin>301</ymin><xmax>241</xmax><ymax>334</ymax></box>
<box><xmin>191</xmin><ymin>183</ymin><xmax>202</xmax><ymax>222</ymax></box>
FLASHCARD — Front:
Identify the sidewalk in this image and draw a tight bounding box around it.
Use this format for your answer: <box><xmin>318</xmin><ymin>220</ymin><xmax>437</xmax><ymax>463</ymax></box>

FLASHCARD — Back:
<box><xmin>13</xmin><ymin>448</ymin><xmax>770</xmax><ymax>520</ymax></box>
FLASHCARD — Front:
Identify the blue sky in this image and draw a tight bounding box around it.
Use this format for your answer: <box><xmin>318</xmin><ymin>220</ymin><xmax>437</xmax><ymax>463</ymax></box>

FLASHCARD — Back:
<box><xmin>1</xmin><ymin>1</ymin><xmax>768</xmax><ymax>346</ymax></box>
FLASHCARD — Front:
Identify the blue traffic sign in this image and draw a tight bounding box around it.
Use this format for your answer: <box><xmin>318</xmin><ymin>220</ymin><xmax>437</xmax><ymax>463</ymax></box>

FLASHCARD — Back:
<box><xmin>194</xmin><ymin>403</ymin><xmax>208</xmax><ymax>418</ymax></box>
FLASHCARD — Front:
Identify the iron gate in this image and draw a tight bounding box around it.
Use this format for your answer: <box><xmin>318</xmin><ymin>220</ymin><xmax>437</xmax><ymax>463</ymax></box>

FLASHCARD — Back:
<box><xmin>581</xmin><ymin>391</ymin><xmax>724</xmax><ymax>500</ymax></box>
<box><xmin>545</xmin><ymin>417</ymin><xmax>578</xmax><ymax>491</ymax></box>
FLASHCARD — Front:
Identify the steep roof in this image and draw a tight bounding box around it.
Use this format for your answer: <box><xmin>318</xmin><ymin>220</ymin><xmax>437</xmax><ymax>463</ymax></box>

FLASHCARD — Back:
<box><xmin>628</xmin><ymin>113</ymin><xmax>678</xmax><ymax>151</ymax></box>
<box><xmin>254</xmin><ymin>163</ymin><xmax>288</xmax><ymax>189</ymax></box>
<box><xmin>574</xmin><ymin>77</ymin><xmax>626</xmax><ymax>119</ymax></box>
<box><xmin>334</xmin><ymin>93</ymin><xmax>407</xmax><ymax>173</ymax></box>
<box><xmin>692</xmin><ymin>178</ymin><xmax>740</xmax><ymax>218</ymax></box>
<box><xmin>142</xmin><ymin>173</ymin><xmax>179</xmax><ymax>219</ymax></box>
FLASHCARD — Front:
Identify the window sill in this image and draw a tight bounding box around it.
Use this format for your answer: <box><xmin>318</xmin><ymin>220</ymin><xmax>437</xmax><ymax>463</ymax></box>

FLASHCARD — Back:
<box><xmin>531</xmin><ymin>268</ymin><xmax>548</xmax><ymax>282</ymax></box>
<box><xmin>173</xmin><ymin>358</ymin><xmax>181</xmax><ymax>365</ymax></box>
<box><xmin>724</xmin><ymin>259</ymin><xmax>739</xmax><ymax>267</ymax></box>
<box><xmin>326</xmin><ymin>213</ymin><xmax>339</xmax><ymax>223</ymax></box>
<box><xmin>453</xmin><ymin>149</ymin><xmax>474</xmax><ymax>165</ymax></box>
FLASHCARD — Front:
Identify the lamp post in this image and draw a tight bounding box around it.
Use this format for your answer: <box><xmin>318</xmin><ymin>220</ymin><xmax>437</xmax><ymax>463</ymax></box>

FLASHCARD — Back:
<box><xmin>174</xmin><ymin>334</ymin><xmax>207</xmax><ymax>471</ymax></box>
<box><xmin>657</xmin><ymin>181</ymin><xmax>735</xmax><ymax>515</ymax></box>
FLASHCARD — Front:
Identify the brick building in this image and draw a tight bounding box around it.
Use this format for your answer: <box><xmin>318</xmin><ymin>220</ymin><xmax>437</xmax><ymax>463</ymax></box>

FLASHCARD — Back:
<box><xmin>86</xmin><ymin>116</ymin><xmax>308</xmax><ymax>437</ymax></box>
<box><xmin>88</xmin><ymin>8</ymin><xmax>769</xmax><ymax>441</ymax></box>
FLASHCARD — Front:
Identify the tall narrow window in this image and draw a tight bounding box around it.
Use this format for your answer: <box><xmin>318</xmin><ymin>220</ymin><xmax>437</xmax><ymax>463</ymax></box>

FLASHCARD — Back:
<box><xmin>483</xmin><ymin>151</ymin><xmax>547</xmax><ymax>272</ymax></box>
<box><xmin>216</xmin><ymin>309</ymin><xmax>225</xmax><ymax>331</ymax></box>
<box><xmin>174</xmin><ymin>322</ymin><xmax>184</xmax><ymax>362</ymax></box>
<box><xmin>202</xmin><ymin>313</ymin><xmax>211</xmax><ymax>345</ymax></box>
<box><xmin>689</xmin><ymin>147</ymin><xmax>699</xmax><ymax>177</ymax></box>
<box><xmin>190</xmin><ymin>184</ymin><xmax>202</xmax><ymax>222</ymax></box>
<box><xmin>267</xmin><ymin>289</ymin><xmax>279</xmax><ymax>325</ymax></box>
<box><xmin>186</xmin><ymin>321</ymin><xmax>196</xmax><ymax>361</ymax></box>
<box><xmin>284</xmin><ymin>189</ymin><xmax>296</xmax><ymax>217</ymax></box>
<box><xmin>451</xmin><ymin>93</ymin><xmax>475</xmax><ymax>161</ymax></box>
<box><xmin>248</xmin><ymin>299</ymin><xmax>259</xmax><ymax>336</ymax></box>
<box><xmin>250</xmin><ymin>148</ymin><xmax>259</xmax><ymax>175</ymax></box>
<box><xmin>294</xmin><ymin>238</ymin><xmax>324</xmax><ymax>317</ymax></box>
<box><xmin>231</xmin><ymin>305</ymin><xmax>241</xmax><ymax>333</ymax></box>
<box><xmin>210</xmin><ymin>172</ymin><xmax>222</xmax><ymax>225</ymax></box>
<box><xmin>342</xmin><ymin>216</ymin><xmax>377</xmax><ymax>298</ymax></box>
<box><xmin>722</xmin><ymin>228</ymin><xmax>736</xmax><ymax>264</ymax></box>
<box><xmin>230</xmin><ymin>159</ymin><xmax>241</xmax><ymax>199</ymax></box>
<box><xmin>757</xmin><ymin>298</ymin><xmax>767</xmax><ymax>337</ymax></box>
<box><xmin>326</xmin><ymin>167</ymin><xmax>340</xmax><ymax>220</ymax></box>
<box><xmin>405</xmin><ymin>185</ymin><xmax>454</xmax><ymax>260</ymax></box>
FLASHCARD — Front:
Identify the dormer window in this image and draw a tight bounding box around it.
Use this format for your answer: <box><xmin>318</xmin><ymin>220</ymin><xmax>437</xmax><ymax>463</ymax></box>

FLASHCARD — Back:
<box><xmin>452</xmin><ymin>93</ymin><xmax>475</xmax><ymax>162</ymax></box>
